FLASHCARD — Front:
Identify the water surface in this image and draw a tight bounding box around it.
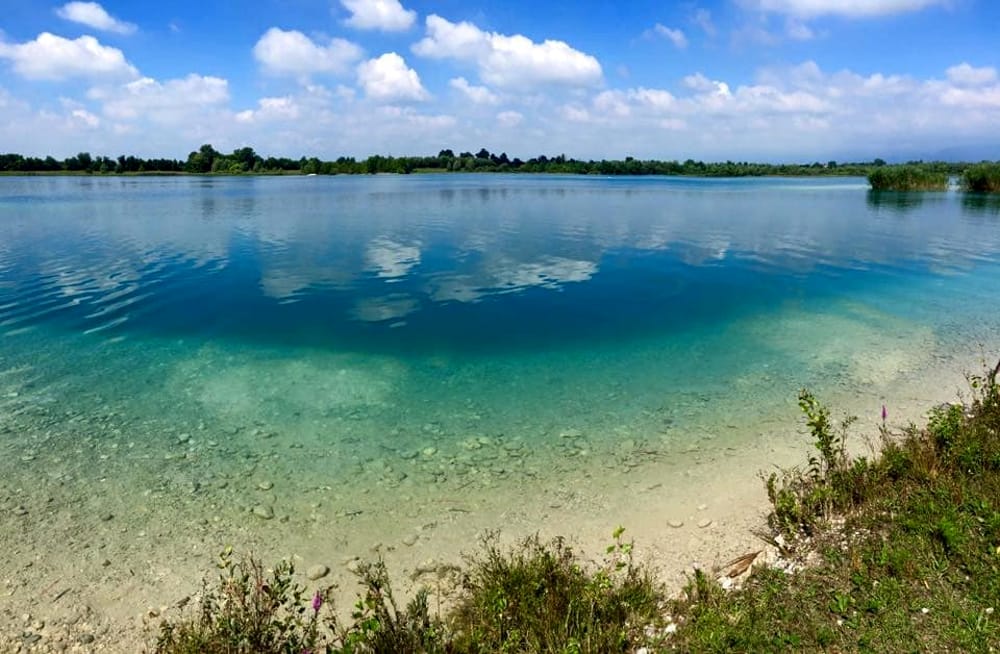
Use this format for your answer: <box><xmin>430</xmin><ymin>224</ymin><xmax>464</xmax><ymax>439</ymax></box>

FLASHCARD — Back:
<box><xmin>2</xmin><ymin>175</ymin><xmax>999</xmax><ymax>629</ymax></box>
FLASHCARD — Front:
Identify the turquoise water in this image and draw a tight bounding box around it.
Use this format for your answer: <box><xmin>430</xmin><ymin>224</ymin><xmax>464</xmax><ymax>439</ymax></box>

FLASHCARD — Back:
<box><xmin>2</xmin><ymin>175</ymin><xmax>1000</xmax><ymax>622</ymax></box>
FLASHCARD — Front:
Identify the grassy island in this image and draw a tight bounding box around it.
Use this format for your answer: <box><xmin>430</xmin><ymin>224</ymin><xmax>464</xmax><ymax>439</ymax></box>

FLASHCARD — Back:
<box><xmin>962</xmin><ymin>163</ymin><xmax>1000</xmax><ymax>194</ymax></box>
<box><xmin>155</xmin><ymin>361</ymin><xmax>1000</xmax><ymax>653</ymax></box>
<box><xmin>867</xmin><ymin>165</ymin><xmax>950</xmax><ymax>191</ymax></box>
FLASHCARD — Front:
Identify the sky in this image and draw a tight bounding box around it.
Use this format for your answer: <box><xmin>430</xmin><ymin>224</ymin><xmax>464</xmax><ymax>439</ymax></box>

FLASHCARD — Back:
<box><xmin>0</xmin><ymin>0</ymin><xmax>997</xmax><ymax>162</ymax></box>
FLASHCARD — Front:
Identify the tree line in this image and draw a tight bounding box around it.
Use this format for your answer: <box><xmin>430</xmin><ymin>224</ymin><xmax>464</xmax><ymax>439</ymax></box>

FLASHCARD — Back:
<box><xmin>0</xmin><ymin>144</ymin><xmax>981</xmax><ymax>178</ymax></box>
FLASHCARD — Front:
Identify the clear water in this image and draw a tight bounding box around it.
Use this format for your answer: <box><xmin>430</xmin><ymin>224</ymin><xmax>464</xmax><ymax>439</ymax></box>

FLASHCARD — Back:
<box><xmin>2</xmin><ymin>174</ymin><xmax>1000</xmax><ymax>608</ymax></box>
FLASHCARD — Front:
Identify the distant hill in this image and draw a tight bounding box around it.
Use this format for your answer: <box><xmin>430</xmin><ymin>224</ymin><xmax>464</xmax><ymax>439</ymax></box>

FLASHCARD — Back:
<box><xmin>928</xmin><ymin>143</ymin><xmax>1000</xmax><ymax>163</ymax></box>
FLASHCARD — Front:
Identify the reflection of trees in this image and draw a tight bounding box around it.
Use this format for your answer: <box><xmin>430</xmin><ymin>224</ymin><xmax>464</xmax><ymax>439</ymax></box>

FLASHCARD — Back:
<box><xmin>866</xmin><ymin>190</ymin><xmax>925</xmax><ymax>214</ymax></box>
<box><xmin>962</xmin><ymin>194</ymin><xmax>1000</xmax><ymax>217</ymax></box>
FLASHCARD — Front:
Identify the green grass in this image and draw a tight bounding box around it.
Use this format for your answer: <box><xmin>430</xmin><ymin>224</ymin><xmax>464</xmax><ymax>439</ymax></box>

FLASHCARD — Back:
<box><xmin>671</xmin><ymin>361</ymin><xmax>1000</xmax><ymax>652</ymax></box>
<box><xmin>962</xmin><ymin>163</ymin><xmax>1000</xmax><ymax>193</ymax></box>
<box><xmin>868</xmin><ymin>165</ymin><xmax>949</xmax><ymax>191</ymax></box>
<box><xmin>448</xmin><ymin>530</ymin><xmax>665</xmax><ymax>653</ymax></box>
<box><xmin>155</xmin><ymin>361</ymin><xmax>1000</xmax><ymax>653</ymax></box>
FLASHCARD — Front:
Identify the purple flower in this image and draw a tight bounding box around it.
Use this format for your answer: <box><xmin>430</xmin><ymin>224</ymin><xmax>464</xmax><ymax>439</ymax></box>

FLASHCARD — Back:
<box><xmin>881</xmin><ymin>404</ymin><xmax>887</xmax><ymax>422</ymax></box>
<box><xmin>312</xmin><ymin>591</ymin><xmax>323</xmax><ymax>613</ymax></box>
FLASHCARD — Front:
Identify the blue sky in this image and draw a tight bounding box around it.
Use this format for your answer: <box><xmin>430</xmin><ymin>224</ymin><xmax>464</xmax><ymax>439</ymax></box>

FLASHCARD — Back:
<box><xmin>0</xmin><ymin>0</ymin><xmax>997</xmax><ymax>161</ymax></box>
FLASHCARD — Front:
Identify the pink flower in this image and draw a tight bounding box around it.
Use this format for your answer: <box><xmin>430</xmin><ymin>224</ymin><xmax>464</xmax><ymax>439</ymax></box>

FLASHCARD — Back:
<box><xmin>312</xmin><ymin>591</ymin><xmax>323</xmax><ymax>613</ymax></box>
<box><xmin>881</xmin><ymin>404</ymin><xmax>887</xmax><ymax>422</ymax></box>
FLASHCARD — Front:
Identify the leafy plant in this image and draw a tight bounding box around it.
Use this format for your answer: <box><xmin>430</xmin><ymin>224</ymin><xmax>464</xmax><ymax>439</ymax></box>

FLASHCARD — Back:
<box><xmin>155</xmin><ymin>547</ymin><xmax>330</xmax><ymax>654</ymax></box>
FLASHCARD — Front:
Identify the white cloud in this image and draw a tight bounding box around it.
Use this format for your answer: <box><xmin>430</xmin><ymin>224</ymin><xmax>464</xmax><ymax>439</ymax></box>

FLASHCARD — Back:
<box><xmin>630</xmin><ymin>87</ymin><xmax>677</xmax><ymax>110</ymax></box>
<box><xmin>692</xmin><ymin>8</ymin><xmax>717</xmax><ymax>36</ymax></box>
<box><xmin>684</xmin><ymin>73</ymin><xmax>729</xmax><ymax>94</ymax></box>
<box><xmin>235</xmin><ymin>96</ymin><xmax>301</xmax><ymax>123</ymax></box>
<box><xmin>91</xmin><ymin>74</ymin><xmax>229</xmax><ymax>123</ymax></box>
<box><xmin>357</xmin><ymin>52</ymin><xmax>428</xmax><ymax>102</ymax></box>
<box><xmin>0</xmin><ymin>33</ymin><xmax>138</xmax><ymax>80</ymax></box>
<box><xmin>340</xmin><ymin>0</ymin><xmax>416</xmax><ymax>32</ymax></box>
<box><xmin>747</xmin><ymin>0</ymin><xmax>948</xmax><ymax>18</ymax></box>
<box><xmin>413</xmin><ymin>14</ymin><xmax>602</xmax><ymax>90</ymax></box>
<box><xmin>449</xmin><ymin>77</ymin><xmax>499</xmax><ymax>104</ymax></box>
<box><xmin>253</xmin><ymin>28</ymin><xmax>362</xmax><ymax>77</ymax></box>
<box><xmin>497</xmin><ymin>110</ymin><xmax>523</xmax><ymax>127</ymax></box>
<box><xmin>946</xmin><ymin>63</ymin><xmax>998</xmax><ymax>87</ymax></box>
<box><xmin>56</xmin><ymin>2</ymin><xmax>137</xmax><ymax>35</ymax></box>
<box><xmin>651</xmin><ymin>24</ymin><xmax>688</xmax><ymax>49</ymax></box>
<box><xmin>70</xmin><ymin>108</ymin><xmax>100</xmax><ymax>128</ymax></box>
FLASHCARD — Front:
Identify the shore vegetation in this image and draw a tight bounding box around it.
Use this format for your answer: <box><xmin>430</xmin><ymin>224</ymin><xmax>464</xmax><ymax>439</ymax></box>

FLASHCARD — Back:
<box><xmin>155</xmin><ymin>359</ymin><xmax>1000</xmax><ymax>653</ymax></box>
<box><xmin>867</xmin><ymin>164</ymin><xmax>950</xmax><ymax>191</ymax></box>
<box><xmin>0</xmin><ymin>145</ymin><xmax>983</xmax><ymax>180</ymax></box>
<box><xmin>962</xmin><ymin>163</ymin><xmax>1000</xmax><ymax>193</ymax></box>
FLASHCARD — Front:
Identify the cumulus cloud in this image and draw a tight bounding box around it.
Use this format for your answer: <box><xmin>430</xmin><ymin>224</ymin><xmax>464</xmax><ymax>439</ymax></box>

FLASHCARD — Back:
<box><xmin>649</xmin><ymin>24</ymin><xmax>688</xmax><ymax>49</ymax></box>
<box><xmin>340</xmin><ymin>0</ymin><xmax>416</xmax><ymax>31</ymax></box>
<box><xmin>357</xmin><ymin>52</ymin><xmax>428</xmax><ymax>102</ymax></box>
<box><xmin>946</xmin><ymin>63</ymin><xmax>998</xmax><ymax>87</ymax></box>
<box><xmin>449</xmin><ymin>77</ymin><xmax>499</xmax><ymax>104</ymax></box>
<box><xmin>413</xmin><ymin>14</ymin><xmax>602</xmax><ymax>90</ymax></box>
<box><xmin>497</xmin><ymin>110</ymin><xmax>523</xmax><ymax>127</ymax></box>
<box><xmin>89</xmin><ymin>74</ymin><xmax>229</xmax><ymax>123</ymax></box>
<box><xmin>235</xmin><ymin>96</ymin><xmax>300</xmax><ymax>123</ymax></box>
<box><xmin>0</xmin><ymin>33</ymin><xmax>138</xmax><ymax>80</ymax></box>
<box><xmin>746</xmin><ymin>0</ymin><xmax>948</xmax><ymax>18</ymax></box>
<box><xmin>56</xmin><ymin>2</ymin><xmax>137</xmax><ymax>35</ymax></box>
<box><xmin>253</xmin><ymin>28</ymin><xmax>362</xmax><ymax>77</ymax></box>
<box><xmin>70</xmin><ymin>107</ymin><xmax>100</xmax><ymax>128</ymax></box>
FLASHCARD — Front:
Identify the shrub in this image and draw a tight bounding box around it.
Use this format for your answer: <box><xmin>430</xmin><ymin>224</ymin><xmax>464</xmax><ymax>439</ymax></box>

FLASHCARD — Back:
<box><xmin>155</xmin><ymin>547</ymin><xmax>331</xmax><ymax>654</ymax></box>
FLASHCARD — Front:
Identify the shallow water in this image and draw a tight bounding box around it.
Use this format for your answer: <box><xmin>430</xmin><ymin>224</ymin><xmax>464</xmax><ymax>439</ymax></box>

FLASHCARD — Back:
<box><xmin>1</xmin><ymin>175</ymin><xmax>999</xmax><ymax>636</ymax></box>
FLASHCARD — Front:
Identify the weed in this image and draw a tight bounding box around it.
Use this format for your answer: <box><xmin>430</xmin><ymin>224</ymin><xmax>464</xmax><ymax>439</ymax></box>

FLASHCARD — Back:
<box><xmin>448</xmin><ymin>530</ymin><xmax>664</xmax><ymax>653</ymax></box>
<box><xmin>155</xmin><ymin>547</ymin><xmax>331</xmax><ymax>654</ymax></box>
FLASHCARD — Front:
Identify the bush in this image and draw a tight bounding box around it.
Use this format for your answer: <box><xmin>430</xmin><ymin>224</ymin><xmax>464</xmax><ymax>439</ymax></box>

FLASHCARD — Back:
<box><xmin>155</xmin><ymin>547</ymin><xmax>330</xmax><ymax>654</ymax></box>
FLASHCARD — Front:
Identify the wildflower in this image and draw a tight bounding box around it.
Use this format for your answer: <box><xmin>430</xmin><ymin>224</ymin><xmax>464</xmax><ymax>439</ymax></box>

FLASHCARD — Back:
<box><xmin>312</xmin><ymin>591</ymin><xmax>323</xmax><ymax>613</ymax></box>
<box><xmin>881</xmin><ymin>404</ymin><xmax>887</xmax><ymax>422</ymax></box>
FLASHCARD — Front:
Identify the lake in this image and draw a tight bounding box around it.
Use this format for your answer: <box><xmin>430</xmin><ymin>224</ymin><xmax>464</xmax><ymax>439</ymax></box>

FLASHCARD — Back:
<box><xmin>2</xmin><ymin>174</ymin><xmax>999</xmax><ymax>640</ymax></box>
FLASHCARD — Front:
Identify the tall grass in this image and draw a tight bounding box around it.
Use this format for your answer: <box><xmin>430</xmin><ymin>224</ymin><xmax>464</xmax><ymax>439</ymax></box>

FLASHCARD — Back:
<box><xmin>868</xmin><ymin>165</ymin><xmax>949</xmax><ymax>191</ymax></box>
<box><xmin>961</xmin><ymin>162</ymin><xmax>1000</xmax><ymax>193</ymax></box>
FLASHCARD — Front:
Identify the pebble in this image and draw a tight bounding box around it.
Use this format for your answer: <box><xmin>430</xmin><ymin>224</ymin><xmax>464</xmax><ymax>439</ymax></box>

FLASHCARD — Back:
<box><xmin>697</xmin><ymin>504</ymin><xmax>708</xmax><ymax>511</ymax></box>
<box><xmin>100</xmin><ymin>513</ymin><xmax>113</xmax><ymax>522</ymax></box>
<box><xmin>14</xmin><ymin>506</ymin><xmax>28</xmax><ymax>516</ymax></box>
<box><xmin>252</xmin><ymin>504</ymin><xmax>274</xmax><ymax>520</ymax></box>
<box><xmin>306</xmin><ymin>564</ymin><xmax>329</xmax><ymax>580</ymax></box>
<box><xmin>697</xmin><ymin>519</ymin><xmax>713</xmax><ymax>529</ymax></box>
<box><xmin>402</xmin><ymin>534</ymin><xmax>419</xmax><ymax>546</ymax></box>
<box><xmin>421</xmin><ymin>447</ymin><xmax>437</xmax><ymax>457</ymax></box>
<box><xmin>668</xmin><ymin>520</ymin><xmax>684</xmax><ymax>528</ymax></box>
<box><xmin>79</xmin><ymin>634</ymin><xmax>95</xmax><ymax>644</ymax></box>
<box><xmin>257</xmin><ymin>481</ymin><xmax>274</xmax><ymax>491</ymax></box>
<box><xmin>345</xmin><ymin>559</ymin><xmax>361</xmax><ymax>574</ymax></box>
